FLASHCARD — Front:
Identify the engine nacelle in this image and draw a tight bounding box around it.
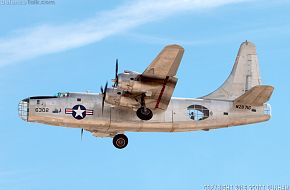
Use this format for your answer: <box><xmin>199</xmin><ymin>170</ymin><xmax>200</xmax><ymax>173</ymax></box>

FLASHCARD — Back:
<box><xmin>105</xmin><ymin>88</ymin><xmax>140</xmax><ymax>108</ymax></box>
<box><xmin>117</xmin><ymin>72</ymin><xmax>161</xmax><ymax>94</ymax></box>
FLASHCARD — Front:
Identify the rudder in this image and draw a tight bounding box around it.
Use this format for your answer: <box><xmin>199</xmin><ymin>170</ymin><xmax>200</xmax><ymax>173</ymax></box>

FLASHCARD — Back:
<box><xmin>202</xmin><ymin>41</ymin><xmax>262</xmax><ymax>101</ymax></box>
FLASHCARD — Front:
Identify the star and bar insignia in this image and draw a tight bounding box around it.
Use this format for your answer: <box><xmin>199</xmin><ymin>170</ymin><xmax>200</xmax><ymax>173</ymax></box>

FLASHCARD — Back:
<box><xmin>65</xmin><ymin>105</ymin><xmax>93</xmax><ymax>120</ymax></box>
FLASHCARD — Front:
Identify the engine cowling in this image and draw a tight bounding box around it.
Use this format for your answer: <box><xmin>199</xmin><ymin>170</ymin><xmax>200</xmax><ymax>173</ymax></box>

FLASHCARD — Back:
<box><xmin>117</xmin><ymin>72</ymin><xmax>161</xmax><ymax>94</ymax></box>
<box><xmin>104</xmin><ymin>88</ymin><xmax>140</xmax><ymax>108</ymax></box>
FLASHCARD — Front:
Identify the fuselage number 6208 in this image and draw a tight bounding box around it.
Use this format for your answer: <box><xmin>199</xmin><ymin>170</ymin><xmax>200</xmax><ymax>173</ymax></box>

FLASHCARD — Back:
<box><xmin>35</xmin><ymin>108</ymin><xmax>49</xmax><ymax>112</ymax></box>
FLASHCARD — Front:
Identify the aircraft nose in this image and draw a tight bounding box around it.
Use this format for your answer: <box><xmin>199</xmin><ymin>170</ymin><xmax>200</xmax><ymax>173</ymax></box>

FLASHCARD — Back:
<box><xmin>18</xmin><ymin>98</ymin><xmax>29</xmax><ymax>121</ymax></box>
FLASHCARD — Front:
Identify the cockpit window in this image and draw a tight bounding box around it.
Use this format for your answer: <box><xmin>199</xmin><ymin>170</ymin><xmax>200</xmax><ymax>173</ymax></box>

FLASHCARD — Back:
<box><xmin>56</xmin><ymin>92</ymin><xmax>69</xmax><ymax>98</ymax></box>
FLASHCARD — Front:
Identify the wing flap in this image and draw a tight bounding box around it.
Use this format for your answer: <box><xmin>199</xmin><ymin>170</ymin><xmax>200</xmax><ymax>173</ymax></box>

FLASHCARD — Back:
<box><xmin>139</xmin><ymin>76</ymin><xmax>177</xmax><ymax>110</ymax></box>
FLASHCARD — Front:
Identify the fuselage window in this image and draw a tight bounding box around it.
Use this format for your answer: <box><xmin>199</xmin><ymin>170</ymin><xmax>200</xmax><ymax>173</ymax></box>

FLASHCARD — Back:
<box><xmin>187</xmin><ymin>105</ymin><xmax>209</xmax><ymax>121</ymax></box>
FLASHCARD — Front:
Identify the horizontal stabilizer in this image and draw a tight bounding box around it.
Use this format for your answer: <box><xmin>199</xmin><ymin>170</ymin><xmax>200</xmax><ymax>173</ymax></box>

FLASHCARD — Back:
<box><xmin>234</xmin><ymin>85</ymin><xmax>274</xmax><ymax>106</ymax></box>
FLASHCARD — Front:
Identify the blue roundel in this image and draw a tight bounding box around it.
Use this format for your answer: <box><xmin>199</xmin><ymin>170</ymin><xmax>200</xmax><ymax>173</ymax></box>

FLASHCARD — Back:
<box><xmin>72</xmin><ymin>105</ymin><xmax>87</xmax><ymax>120</ymax></box>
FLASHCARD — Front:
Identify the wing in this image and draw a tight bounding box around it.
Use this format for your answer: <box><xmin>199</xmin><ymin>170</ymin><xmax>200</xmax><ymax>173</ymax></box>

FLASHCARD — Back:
<box><xmin>142</xmin><ymin>44</ymin><xmax>184</xmax><ymax>79</ymax></box>
<box><xmin>142</xmin><ymin>76</ymin><xmax>178</xmax><ymax>110</ymax></box>
<box><xmin>141</xmin><ymin>44</ymin><xmax>184</xmax><ymax>110</ymax></box>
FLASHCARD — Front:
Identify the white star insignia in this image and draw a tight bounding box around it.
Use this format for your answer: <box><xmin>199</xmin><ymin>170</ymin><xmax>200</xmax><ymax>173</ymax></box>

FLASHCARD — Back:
<box><xmin>73</xmin><ymin>106</ymin><xmax>85</xmax><ymax>118</ymax></box>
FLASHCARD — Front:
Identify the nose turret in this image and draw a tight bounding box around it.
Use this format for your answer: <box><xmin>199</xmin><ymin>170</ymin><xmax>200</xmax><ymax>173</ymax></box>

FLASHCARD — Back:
<box><xmin>18</xmin><ymin>98</ymin><xmax>29</xmax><ymax>121</ymax></box>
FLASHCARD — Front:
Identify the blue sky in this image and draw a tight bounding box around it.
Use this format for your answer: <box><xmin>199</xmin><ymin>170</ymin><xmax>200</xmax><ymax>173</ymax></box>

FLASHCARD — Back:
<box><xmin>0</xmin><ymin>0</ymin><xmax>289</xmax><ymax>189</ymax></box>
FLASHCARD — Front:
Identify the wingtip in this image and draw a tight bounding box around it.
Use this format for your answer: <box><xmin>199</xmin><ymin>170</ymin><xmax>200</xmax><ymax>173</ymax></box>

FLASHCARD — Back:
<box><xmin>165</xmin><ymin>44</ymin><xmax>184</xmax><ymax>50</ymax></box>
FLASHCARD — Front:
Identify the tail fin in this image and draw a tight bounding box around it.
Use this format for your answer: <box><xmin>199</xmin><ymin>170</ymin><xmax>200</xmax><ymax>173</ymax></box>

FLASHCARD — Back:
<box><xmin>202</xmin><ymin>41</ymin><xmax>262</xmax><ymax>101</ymax></box>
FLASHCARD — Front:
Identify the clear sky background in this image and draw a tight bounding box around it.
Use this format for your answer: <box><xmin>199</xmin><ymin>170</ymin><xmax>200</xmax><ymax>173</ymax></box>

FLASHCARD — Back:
<box><xmin>0</xmin><ymin>0</ymin><xmax>289</xmax><ymax>189</ymax></box>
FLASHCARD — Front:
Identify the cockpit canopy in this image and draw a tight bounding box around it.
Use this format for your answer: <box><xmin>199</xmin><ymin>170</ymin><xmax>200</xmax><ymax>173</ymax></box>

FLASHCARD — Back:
<box><xmin>56</xmin><ymin>92</ymin><xmax>69</xmax><ymax>98</ymax></box>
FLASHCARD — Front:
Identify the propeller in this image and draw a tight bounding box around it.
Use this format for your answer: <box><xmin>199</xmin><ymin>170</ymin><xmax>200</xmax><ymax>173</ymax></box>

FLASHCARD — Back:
<box><xmin>113</xmin><ymin>59</ymin><xmax>119</xmax><ymax>87</ymax></box>
<box><xmin>100</xmin><ymin>81</ymin><xmax>108</xmax><ymax>114</ymax></box>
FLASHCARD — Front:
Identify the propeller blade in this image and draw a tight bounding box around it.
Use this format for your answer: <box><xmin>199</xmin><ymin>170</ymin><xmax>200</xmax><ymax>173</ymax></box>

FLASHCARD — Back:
<box><xmin>101</xmin><ymin>100</ymin><xmax>104</xmax><ymax>114</ymax></box>
<box><xmin>114</xmin><ymin>59</ymin><xmax>119</xmax><ymax>87</ymax></box>
<box><xmin>115</xmin><ymin>59</ymin><xmax>118</xmax><ymax>79</ymax></box>
<box><xmin>104</xmin><ymin>81</ymin><xmax>108</xmax><ymax>93</ymax></box>
<box><xmin>101</xmin><ymin>81</ymin><xmax>108</xmax><ymax>115</ymax></box>
<box><xmin>81</xmin><ymin>128</ymin><xmax>84</xmax><ymax>141</ymax></box>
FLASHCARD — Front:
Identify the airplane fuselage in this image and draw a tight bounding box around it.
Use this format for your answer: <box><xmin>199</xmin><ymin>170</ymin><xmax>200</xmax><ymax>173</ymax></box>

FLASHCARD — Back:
<box><xmin>19</xmin><ymin>92</ymin><xmax>271</xmax><ymax>137</ymax></box>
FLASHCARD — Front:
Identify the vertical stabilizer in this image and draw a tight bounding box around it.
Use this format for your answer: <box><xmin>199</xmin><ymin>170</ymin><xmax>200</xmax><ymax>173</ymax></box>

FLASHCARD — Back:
<box><xmin>202</xmin><ymin>41</ymin><xmax>262</xmax><ymax>101</ymax></box>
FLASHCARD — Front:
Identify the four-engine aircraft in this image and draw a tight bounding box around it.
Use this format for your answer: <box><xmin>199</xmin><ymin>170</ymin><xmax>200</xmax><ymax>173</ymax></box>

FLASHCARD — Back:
<box><xmin>18</xmin><ymin>41</ymin><xmax>274</xmax><ymax>149</ymax></box>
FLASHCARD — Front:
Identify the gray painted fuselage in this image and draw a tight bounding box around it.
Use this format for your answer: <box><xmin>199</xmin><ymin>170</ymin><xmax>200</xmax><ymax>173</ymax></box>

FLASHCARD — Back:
<box><xmin>23</xmin><ymin>92</ymin><xmax>270</xmax><ymax>137</ymax></box>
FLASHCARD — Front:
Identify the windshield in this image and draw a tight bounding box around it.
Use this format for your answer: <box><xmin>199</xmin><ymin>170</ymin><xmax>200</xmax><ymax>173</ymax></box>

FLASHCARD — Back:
<box><xmin>55</xmin><ymin>92</ymin><xmax>69</xmax><ymax>98</ymax></box>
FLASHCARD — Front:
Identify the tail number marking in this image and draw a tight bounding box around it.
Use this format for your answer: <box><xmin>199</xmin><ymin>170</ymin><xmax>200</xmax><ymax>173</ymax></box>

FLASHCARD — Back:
<box><xmin>235</xmin><ymin>105</ymin><xmax>251</xmax><ymax>110</ymax></box>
